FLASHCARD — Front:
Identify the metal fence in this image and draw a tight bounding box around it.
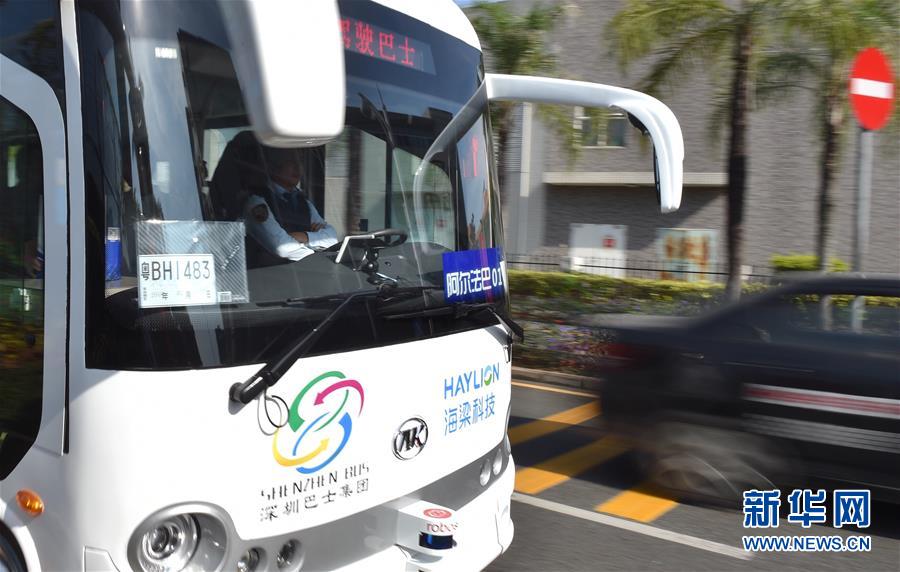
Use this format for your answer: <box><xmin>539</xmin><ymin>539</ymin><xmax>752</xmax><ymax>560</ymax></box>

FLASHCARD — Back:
<box><xmin>506</xmin><ymin>253</ymin><xmax>774</xmax><ymax>284</ymax></box>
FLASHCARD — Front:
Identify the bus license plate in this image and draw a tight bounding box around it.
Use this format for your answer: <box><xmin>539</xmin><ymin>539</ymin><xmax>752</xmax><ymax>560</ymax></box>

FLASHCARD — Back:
<box><xmin>138</xmin><ymin>254</ymin><xmax>217</xmax><ymax>308</ymax></box>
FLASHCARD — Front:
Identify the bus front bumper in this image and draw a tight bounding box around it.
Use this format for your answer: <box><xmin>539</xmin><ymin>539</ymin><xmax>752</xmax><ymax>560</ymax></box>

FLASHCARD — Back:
<box><xmin>81</xmin><ymin>452</ymin><xmax>516</xmax><ymax>572</ymax></box>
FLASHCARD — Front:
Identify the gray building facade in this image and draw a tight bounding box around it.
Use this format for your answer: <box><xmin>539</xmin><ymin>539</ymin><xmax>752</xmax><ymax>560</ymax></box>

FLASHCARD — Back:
<box><xmin>496</xmin><ymin>0</ymin><xmax>899</xmax><ymax>275</ymax></box>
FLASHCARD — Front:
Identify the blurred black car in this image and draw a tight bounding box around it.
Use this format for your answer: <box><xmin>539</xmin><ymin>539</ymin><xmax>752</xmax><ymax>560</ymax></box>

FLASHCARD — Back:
<box><xmin>593</xmin><ymin>275</ymin><xmax>900</xmax><ymax>504</ymax></box>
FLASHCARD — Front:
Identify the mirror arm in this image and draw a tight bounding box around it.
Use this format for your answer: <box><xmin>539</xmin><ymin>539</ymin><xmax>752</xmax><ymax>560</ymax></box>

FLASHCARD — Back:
<box><xmin>484</xmin><ymin>74</ymin><xmax>684</xmax><ymax>213</ymax></box>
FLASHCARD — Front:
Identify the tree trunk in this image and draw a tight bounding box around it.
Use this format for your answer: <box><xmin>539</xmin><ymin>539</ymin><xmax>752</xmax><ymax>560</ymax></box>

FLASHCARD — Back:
<box><xmin>816</xmin><ymin>81</ymin><xmax>842</xmax><ymax>271</ymax></box>
<box><xmin>724</xmin><ymin>22</ymin><xmax>752</xmax><ymax>301</ymax></box>
<box><xmin>815</xmin><ymin>77</ymin><xmax>843</xmax><ymax>330</ymax></box>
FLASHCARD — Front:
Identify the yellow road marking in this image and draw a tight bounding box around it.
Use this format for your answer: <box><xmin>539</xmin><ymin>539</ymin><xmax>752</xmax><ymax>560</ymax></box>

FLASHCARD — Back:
<box><xmin>508</xmin><ymin>401</ymin><xmax>601</xmax><ymax>446</ymax></box>
<box><xmin>512</xmin><ymin>380</ymin><xmax>599</xmax><ymax>398</ymax></box>
<box><xmin>514</xmin><ymin>437</ymin><xmax>629</xmax><ymax>495</ymax></box>
<box><xmin>596</xmin><ymin>484</ymin><xmax>678</xmax><ymax>523</ymax></box>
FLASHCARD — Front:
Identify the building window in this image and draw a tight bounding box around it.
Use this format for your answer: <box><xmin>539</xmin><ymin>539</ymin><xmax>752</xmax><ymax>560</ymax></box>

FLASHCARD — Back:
<box><xmin>573</xmin><ymin>106</ymin><xmax>628</xmax><ymax>148</ymax></box>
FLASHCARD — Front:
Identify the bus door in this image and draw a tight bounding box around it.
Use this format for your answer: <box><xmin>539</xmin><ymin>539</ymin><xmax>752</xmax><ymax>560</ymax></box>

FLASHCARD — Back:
<box><xmin>0</xmin><ymin>53</ymin><xmax>67</xmax><ymax>480</ymax></box>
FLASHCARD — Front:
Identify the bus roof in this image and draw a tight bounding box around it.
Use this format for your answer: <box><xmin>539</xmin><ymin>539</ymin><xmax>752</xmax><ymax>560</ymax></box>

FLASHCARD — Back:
<box><xmin>371</xmin><ymin>0</ymin><xmax>481</xmax><ymax>50</ymax></box>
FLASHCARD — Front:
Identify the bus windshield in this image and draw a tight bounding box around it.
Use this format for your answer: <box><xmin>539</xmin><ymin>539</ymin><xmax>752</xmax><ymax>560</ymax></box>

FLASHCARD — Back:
<box><xmin>78</xmin><ymin>0</ymin><xmax>503</xmax><ymax>370</ymax></box>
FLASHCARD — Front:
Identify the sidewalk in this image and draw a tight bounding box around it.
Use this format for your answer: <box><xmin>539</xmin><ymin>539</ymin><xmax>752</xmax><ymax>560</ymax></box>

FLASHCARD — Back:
<box><xmin>511</xmin><ymin>365</ymin><xmax>602</xmax><ymax>393</ymax></box>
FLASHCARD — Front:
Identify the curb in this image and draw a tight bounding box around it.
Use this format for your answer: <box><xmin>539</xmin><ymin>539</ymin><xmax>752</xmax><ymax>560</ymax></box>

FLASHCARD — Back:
<box><xmin>511</xmin><ymin>365</ymin><xmax>603</xmax><ymax>393</ymax></box>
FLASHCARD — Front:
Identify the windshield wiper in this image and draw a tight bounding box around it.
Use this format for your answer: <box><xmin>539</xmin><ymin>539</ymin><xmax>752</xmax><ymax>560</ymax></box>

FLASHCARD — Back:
<box><xmin>382</xmin><ymin>301</ymin><xmax>525</xmax><ymax>342</ymax></box>
<box><xmin>229</xmin><ymin>284</ymin><xmax>440</xmax><ymax>404</ymax></box>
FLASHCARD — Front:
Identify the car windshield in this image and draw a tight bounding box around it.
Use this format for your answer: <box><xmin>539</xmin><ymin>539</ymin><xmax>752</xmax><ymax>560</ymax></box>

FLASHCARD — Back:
<box><xmin>78</xmin><ymin>0</ymin><xmax>505</xmax><ymax>370</ymax></box>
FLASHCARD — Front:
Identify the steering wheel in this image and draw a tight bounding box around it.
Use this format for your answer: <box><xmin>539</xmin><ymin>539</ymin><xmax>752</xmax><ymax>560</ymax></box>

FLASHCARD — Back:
<box><xmin>325</xmin><ymin>228</ymin><xmax>408</xmax><ymax>253</ymax></box>
<box><xmin>358</xmin><ymin>228</ymin><xmax>408</xmax><ymax>249</ymax></box>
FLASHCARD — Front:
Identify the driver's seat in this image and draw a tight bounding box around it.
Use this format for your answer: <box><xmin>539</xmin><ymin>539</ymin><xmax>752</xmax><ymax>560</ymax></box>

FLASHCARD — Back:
<box><xmin>210</xmin><ymin>131</ymin><xmax>287</xmax><ymax>268</ymax></box>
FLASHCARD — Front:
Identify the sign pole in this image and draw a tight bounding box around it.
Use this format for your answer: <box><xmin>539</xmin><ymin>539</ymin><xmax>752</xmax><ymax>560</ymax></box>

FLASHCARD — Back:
<box><xmin>848</xmin><ymin>47</ymin><xmax>893</xmax><ymax>332</ymax></box>
<box><xmin>851</xmin><ymin>127</ymin><xmax>873</xmax><ymax>332</ymax></box>
<box><xmin>853</xmin><ymin>127</ymin><xmax>873</xmax><ymax>273</ymax></box>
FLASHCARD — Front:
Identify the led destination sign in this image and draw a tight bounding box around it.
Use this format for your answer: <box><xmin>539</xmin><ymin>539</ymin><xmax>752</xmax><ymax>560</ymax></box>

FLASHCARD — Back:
<box><xmin>341</xmin><ymin>17</ymin><xmax>435</xmax><ymax>74</ymax></box>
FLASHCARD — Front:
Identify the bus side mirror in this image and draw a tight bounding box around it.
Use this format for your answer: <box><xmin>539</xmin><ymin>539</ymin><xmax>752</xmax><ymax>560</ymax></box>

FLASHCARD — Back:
<box><xmin>626</xmin><ymin>113</ymin><xmax>662</xmax><ymax>206</ymax></box>
<box><xmin>485</xmin><ymin>74</ymin><xmax>683</xmax><ymax>213</ymax></box>
<box><xmin>222</xmin><ymin>0</ymin><xmax>345</xmax><ymax>147</ymax></box>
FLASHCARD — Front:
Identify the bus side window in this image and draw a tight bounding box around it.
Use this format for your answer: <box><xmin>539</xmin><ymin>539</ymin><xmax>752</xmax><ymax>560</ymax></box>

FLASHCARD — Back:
<box><xmin>0</xmin><ymin>97</ymin><xmax>44</xmax><ymax>479</ymax></box>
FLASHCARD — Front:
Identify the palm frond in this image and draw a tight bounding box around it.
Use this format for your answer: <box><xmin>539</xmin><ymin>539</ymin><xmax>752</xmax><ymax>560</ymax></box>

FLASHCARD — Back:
<box><xmin>639</xmin><ymin>21</ymin><xmax>735</xmax><ymax>96</ymax></box>
<box><xmin>469</xmin><ymin>1</ymin><xmax>564</xmax><ymax>76</ymax></box>
<box><xmin>753</xmin><ymin>50</ymin><xmax>820</xmax><ymax>106</ymax></box>
<box><xmin>607</xmin><ymin>0</ymin><xmax>732</xmax><ymax>69</ymax></box>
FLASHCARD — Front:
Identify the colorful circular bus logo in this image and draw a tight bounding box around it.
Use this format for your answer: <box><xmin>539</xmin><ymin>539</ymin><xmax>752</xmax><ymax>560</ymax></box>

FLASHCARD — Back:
<box><xmin>272</xmin><ymin>371</ymin><xmax>365</xmax><ymax>474</ymax></box>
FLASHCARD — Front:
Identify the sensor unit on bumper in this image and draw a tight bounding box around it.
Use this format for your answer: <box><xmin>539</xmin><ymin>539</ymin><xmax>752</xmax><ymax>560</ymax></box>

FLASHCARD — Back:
<box><xmin>395</xmin><ymin>501</ymin><xmax>459</xmax><ymax>556</ymax></box>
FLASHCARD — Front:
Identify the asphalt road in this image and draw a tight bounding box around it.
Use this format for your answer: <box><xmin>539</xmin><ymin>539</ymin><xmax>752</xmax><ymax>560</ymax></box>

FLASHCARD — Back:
<box><xmin>486</xmin><ymin>380</ymin><xmax>900</xmax><ymax>572</ymax></box>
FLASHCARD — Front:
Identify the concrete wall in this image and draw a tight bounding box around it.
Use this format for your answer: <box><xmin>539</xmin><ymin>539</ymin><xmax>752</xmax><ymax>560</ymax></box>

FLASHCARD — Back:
<box><xmin>543</xmin><ymin>186</ymin><xmax>726</xmax><ymax>259</ymax></box>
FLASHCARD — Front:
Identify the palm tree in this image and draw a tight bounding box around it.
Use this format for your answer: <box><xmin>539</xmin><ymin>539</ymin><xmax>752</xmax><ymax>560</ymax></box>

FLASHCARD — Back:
<box><xmin>608</xmin><ymin>0</ymin><xmax>783</xmax><ymax>299</ymax></box>
<box><xmin>468</xmin><ymin>1</ymin><xmax>563</xmax><ymax>202</ymax></box>
<box><xmin>757</xmin><ymin>0</ymin><xmax>898</xmax><ymax>271</ymax></box>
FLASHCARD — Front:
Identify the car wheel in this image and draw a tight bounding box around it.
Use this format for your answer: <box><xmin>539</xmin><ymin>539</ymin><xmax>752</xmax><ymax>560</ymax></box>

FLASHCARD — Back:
<box><xmin>642</xmin><ymin>420</ymin><xmax>786</xmax><ymax>507</ymax></box>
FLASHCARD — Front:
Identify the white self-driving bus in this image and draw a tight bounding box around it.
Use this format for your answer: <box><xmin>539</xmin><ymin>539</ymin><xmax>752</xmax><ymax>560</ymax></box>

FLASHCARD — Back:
<box><xmin>0</xmin><ymin>0</ymin><xmax>683</xmax><ymax>570</ymax></box>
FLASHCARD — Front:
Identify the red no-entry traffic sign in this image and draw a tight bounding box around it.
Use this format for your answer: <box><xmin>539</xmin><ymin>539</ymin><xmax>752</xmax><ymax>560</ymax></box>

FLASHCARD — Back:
<box><xmin>849</xmin><ymin>48</ymin><xmax>895</xmax><ymax>131</ymax></box>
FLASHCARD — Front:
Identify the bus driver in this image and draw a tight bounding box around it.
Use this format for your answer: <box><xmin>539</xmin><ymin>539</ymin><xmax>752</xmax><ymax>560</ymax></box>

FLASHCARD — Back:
<box><xmin>243</xmin><ymin>146</ymin><xmax>339</xmax><ymax>261</ymax></box>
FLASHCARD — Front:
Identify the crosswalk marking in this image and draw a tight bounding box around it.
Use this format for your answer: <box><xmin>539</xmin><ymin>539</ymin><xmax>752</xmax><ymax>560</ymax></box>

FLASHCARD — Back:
<box><xmin>510</xmin><ymin>384</ymin><xmax>682</xmax><ymax>524</ymax></box>
<box><xmin>508</xmin><ymin>400</ymin><xmax>601</xmax><ymax>446</ymax></box>
<box><xmin>595</xmin><ymin>483</ymin><xmax>678</xmax><ymax>523</ymax></box>
<box><xmin>514</xmin><ymin>437</ymin><xmax>629</xmax><ymax>495</ymax></box>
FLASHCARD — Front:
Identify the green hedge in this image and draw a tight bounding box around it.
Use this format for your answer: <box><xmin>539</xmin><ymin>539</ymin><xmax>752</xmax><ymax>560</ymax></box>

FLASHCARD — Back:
<box><xmin>508</xmin><ymin>269</ymin><xmax>896</xmax><ymax>309</ymax></box>
<box><xmin>770</xmin><ymin>253</ymin><xmax>849</xmax><ymax>272</ymax></box>
<box><xmin>509</xmin><ymin>270</ymin><xmax>900</xmax><ymax>323</ymax></box>
<box><xmin>508</xmin><ymin>269</ymin><xmax>766</xmax><ymax>301</ymax></box>
<box><xmin>507</xmin><ymin>270</ymin><xmax>769</xmax><ymax>323</ymax></box>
